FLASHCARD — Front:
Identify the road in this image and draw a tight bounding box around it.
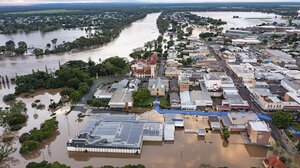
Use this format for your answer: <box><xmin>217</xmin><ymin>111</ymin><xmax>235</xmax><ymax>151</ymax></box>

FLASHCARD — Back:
<box><xmin>72</xmin><ymin>77</ymin><xmax>120</xmax><ymax>112</ymax></box>
<box><xmin>209</xmin><ymin>46</ymin><xmax>291</xmax><ymax>152</ymax></box>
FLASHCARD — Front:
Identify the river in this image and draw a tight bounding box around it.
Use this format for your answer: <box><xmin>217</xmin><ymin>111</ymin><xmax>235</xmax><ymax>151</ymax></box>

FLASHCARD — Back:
<box><xmin>0</xmin><ymin>13</ymin><xmax>160</xmax><ymax>78</ymax></box>
<box><xmin>0</xmin><ymin>11</ymin><xmax>292</xmax><ymax>168</ymax></box>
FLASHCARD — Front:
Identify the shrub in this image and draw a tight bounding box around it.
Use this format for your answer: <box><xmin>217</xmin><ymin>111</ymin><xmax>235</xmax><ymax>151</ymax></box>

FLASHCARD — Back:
<box><xmin>3</xmin><ymin>94</ymin><xmax>16</xmax><ymax>102</ymax></box>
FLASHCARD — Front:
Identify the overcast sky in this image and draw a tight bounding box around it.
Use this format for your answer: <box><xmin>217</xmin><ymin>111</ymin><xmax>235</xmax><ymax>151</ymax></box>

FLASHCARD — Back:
<box><xmin>0</xmin><ymin>0</ymin><xmax>298</xmax><ymax>5</ymax></box>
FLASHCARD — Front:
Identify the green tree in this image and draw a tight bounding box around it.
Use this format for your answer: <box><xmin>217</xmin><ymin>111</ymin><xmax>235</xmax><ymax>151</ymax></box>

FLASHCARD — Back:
<box><xmin>51</xmin><ymin>38</ymin><xmax>58</xmax><ymax>48</ymax></box>
<box><xmin>5</xmin><ymin>40</ymin><xmax>15</xmax><ymax>52</ymax></box>
<box><xmin>79</xmin><ymin>82</ymin><xmax>90</xmax><ymax>95</ymax></box>
<box><xmin>132</xmin><ymin>88</ymin><xmax>151</xmax><ymax>106</ymax></box>
<box><xmin>15</xmin><ymin>41</ymin><xmax>27</xmax><ymax>55</ymax></box>
<box><xmin>0</xmin><ymin>144</ymin><xmax>16</xmax><ymax>161</ymax></box>
<box><xmin>222</xmin><ymin>127</ymin><xmax>230</xmax><ymax>141</ymax></box>
<box><xmin>272</xmin><ymin>112</ymin><xmax>294</xmax><ymax>129</ymax></box>
<box><xmin>33</xmin><ymin>48</ymin><xmax>44</xmax><ymax>56</ymax></box>
<box><xmin>70</xmin><ymin>90</ymin><xmax>81</xmax><ymax>103</ymax></box>
<box><xmin>3</xmin><ymin>94</ymin><xmax>16</xmax><ymax>102</ymax></box>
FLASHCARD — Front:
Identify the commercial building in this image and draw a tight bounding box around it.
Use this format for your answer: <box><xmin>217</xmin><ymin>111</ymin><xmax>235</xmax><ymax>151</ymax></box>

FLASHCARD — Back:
<box><xmin>281</xmin><ymin>79</ymin><xmax>300</xmax><ymax>94</ymax></box>
<box><xmin>228</xmin><ymin>63</ymin><xmax>256</xmax><ymax>87</ymax></box>
<box><xmin>108</xmin><ymin>88</ymin><xmax>133</xmax><ymax>109</ymax></box>
<box><xmin>190</xmin><ymin>90</ymin><xmax>213</xmax><ymax>107</ymax></box>
<box><xmin>264</xmin><ymin>49</ymin><xmax>296</xmax><ymax>64</ymax></box>
<box><xmin>225</xmin><ymin>30</ymin><xmax>252</xmax><ymax>38</ymax></box>
<box><xmin>222</xmin><ymin>112</ymin><xmax>260</xmax><ymax>131</ymax></box>
<box><xmin>164</xmin><ymin>114</ymin><xmax>184</xmax><ymax>127</ymax></box>
<box><xmin>253</xmin><ymin>88</ymin><xmax>283</xmax><ymax>111</ymax></box>
<box><xmin>165</xmin><ymin>67</ymin><xmax>182</xmax><ymax>77</ymax></box>
<box><xmin>180</xmin><ymin>91</ymin><xmax>196</xmax><ymax>110</ymax></box>
<box><xmin>208</xmin><ymin>116</ymin><xmax>221</xmax><ymax>130</ymax></box>
<box><xmin>67</xmin><ymin>114</ymin><xmax>163</xmax><ymax>154</ymax></box>
<box><xmin>169</xmin><ymin>92</ymin><xmax>181</xmax><ymax>109</ymax></box>
<box><xmin>247</xmin><ymin>121</ymin><xmax>271</xmax><ymax>145</ymax></box>
<box><xmin>178</xmin><ymin>73</ymin><xmax>190</xmax><ymax>92</ymax></box>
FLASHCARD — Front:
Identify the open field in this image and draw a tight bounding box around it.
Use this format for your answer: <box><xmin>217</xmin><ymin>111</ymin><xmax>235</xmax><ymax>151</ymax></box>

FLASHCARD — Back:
<box><xmin>6</xmin><ymin>9</ymin><xmax>81</xmax><ymax>15</ymax></box>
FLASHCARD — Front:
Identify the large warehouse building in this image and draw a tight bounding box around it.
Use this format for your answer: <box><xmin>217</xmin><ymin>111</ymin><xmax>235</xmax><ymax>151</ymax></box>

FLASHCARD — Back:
<box><xmin>67</xmin><ymin>114</ymin><xmax>163</xmax><ymax>154</ymax></box>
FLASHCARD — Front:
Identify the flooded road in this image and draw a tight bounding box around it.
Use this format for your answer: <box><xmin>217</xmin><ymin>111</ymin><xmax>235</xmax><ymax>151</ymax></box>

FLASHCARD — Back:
<box><xmin>0</xmin><ymin>13</ymin><xmax>160</xmax><ymax>78</ymax></box>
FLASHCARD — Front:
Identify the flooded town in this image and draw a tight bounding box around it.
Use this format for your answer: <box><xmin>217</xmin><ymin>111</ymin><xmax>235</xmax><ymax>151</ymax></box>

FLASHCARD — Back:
<box><xmin>0</xmin><ymin>1</ymin><xmax>300</xmax><ymax>168</ymax></box>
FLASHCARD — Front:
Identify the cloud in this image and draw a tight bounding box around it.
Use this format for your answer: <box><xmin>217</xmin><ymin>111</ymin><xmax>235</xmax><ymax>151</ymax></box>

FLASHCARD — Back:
<box><xmin>0</xmin><ymin>0</ymin><xmax>297</xmax><ymax>5</ymax></box>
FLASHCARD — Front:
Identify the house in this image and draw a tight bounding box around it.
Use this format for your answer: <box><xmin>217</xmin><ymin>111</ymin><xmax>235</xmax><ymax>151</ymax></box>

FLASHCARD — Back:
<box><xmin>108</xmin><ymin>88</ymin><xmax>133</xmax><ymax>109</ymax></box>
<box><xmin>208</xmin><ymin>116</ymin><xmax>221</xmax><ymax>130</ymax></box>
<box><xmin>131</xmin><ymin>54</ymin><xmax>158</xmax><ymax>78</ymax></box>
<box><xmin>170</xmin><ymin>92</ymin><xmax>181</xmax><ymax>109</ymax></box>
<box><xmin>263</xmin><ymin>156</ymin><xmax>287</xmax><ymax>168</ymax></box>
<box><xmin>148</xmin><ymin>78</ymin><xmax>169</xmax><ymax>96</ymax></box>
<box><xmin>247</xmin><ymin>121</ymin><xmax>271</xmax><ymax>145</ymax></box>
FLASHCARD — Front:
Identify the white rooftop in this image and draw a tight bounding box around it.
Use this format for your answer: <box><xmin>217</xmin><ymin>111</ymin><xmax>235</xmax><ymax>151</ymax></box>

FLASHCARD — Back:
<box><xmin>249</xmin><ymin>121</ymin><xmax>270</xmax><ymax>132</ymax></box>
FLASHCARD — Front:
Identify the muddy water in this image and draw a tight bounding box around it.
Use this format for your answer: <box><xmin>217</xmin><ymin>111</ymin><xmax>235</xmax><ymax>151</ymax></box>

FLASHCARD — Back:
<box><xmin>0</xmin><ymin>13</ymin><xmax>160</xmax><ymax>78</ymax></box>
<box><xmin>1</xmin><ymin>106</ymin><xmax>269</xmax><ymax>168</ymax></box>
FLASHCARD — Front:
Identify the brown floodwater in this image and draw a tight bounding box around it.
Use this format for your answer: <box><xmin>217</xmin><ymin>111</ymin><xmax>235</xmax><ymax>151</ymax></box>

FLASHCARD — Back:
<box><xmin>1</xmin><ymin>101</ymin><xmax>270</xmax><ymax>168</ymax></box>
<box><xmin>0</xmin><ymin>13</ymin><xmax>160</xmax><ymax>78</ymax></box>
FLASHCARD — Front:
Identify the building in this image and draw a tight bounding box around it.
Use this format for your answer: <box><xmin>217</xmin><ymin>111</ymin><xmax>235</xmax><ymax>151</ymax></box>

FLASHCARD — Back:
<box><xmin>131</xmin><ymin>54</ymin><xmax>158</xmax><ymax>78</ymax></box>
<box><xmin>253</xmin><ymin>88</ymin><xmax>283</xmax><ymax>111</ymax></box>
<box><xmin>281</xmin><ymin>79</ymin><xmax>300</xmax><ymax>94</ymax></box>
<box><xmin>264</xmin><ymin>49</ymin><xmax>296</xmax><ymax>64</ymax></box>
<box><xmin>169</xmin><ymin>92</ymin><xmax>181</xmax><ymax>109</ymax></box>
<box><xmin>178</xmin><ymin>73</ymin><xmax>189</xmax><ymax>92</ymax></box>
<box><xmin>180</xmin><ymin>91</ymin><xmax>196</xmax><ymax>110</ymax></box>
<box><xmin>247</xmin><ymin>121</ymin><xmax>271</xmax><ymax>145</ymax></box>
<box><xmin>94</xmin><ymin>89</ymin><xmax>114</xmax><ymax>99</ymax></box>
<box><xmin>148</xmin><ymin>78</ymin><xmax>169</xmax><ymax>96</ymax></box>
<box><xmin>228</xmin><ymin>63</ymin><xmax>255</xmax><ymax>87</ymax></box>
<box><xmin>208</xmin><ymin>116</ymin><xmax>221</xmax><ymax>130</ymax></box>
<box><xmin>165</xmin><ymin>67</ymin><xmax>182</xmax><ymax>77</ymax></box>
<box><xmin>164</xmin><ymin>114</ymin><xmax>184</xmax><ymax>127</ymax></box>
<box><xmin>190</xmin><ymin>90</ymin><xmax>213</xmax><ymax>107</ymax></box>
<box><xmin>222</xmin><ymin>93</ymin><xmax>250</xmax><ymax>110</ymax></box>
<box><xmin>222</xmin><ymin>112</ymin><xmax>260</xmax><ymax>131</ymax></box>
<box><xmin>67</xmin><ymin>114</ymin><xmax>163</xmax><ymax>154</ymax></box>
<box><xmin>232</xmin><ymin>38</ymin><xmax>261</xmax><ymax>45</ymax></box>
<box><xmin>164</xmin><ymin>124</ymin><xmax>175</xmax><ymax>141</ymax></box>
<box><xmin>108</xmin><ymin>88</ymin><xmax>133</xmax><ymax>109</ymax></box>
<box><xmin>225</xmin><ymin>30</ymin><xmax>252</xmax><ymax>38</ymax></box>
<box><xmin>263</xmin><ymin>156</ymin><xmax>287</xmax><ymax>168</ymax></box>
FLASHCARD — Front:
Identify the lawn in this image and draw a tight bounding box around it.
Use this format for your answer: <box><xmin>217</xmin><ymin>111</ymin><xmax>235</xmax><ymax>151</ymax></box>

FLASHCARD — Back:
<box><xmin>134</xmin><ymin>97</ymin><xmax>154</xmax><ymax>108</ymax></box>
<box><xmin>6</xmin><ymin>9</ymin><xmax>80</xmax><ymax>15</ymax></box>
<box><xmin>159</xmin><ymin>96</ymin><xmax>170</xmax><ymax>109</ymax></box>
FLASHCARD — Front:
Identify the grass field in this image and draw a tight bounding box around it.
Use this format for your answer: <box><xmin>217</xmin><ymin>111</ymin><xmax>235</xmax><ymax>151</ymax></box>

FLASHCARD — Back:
<box><xmin>6</xmin><ymin>9</ymin><xmax>80</xmax><ymax>15</ymax></box>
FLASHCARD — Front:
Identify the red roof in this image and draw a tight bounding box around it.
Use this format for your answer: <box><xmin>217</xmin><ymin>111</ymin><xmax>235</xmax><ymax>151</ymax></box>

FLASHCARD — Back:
<box><xmin>266</xmin><ymin>156</ymin><xmax>287</xmax><ymax>168</ymax></box>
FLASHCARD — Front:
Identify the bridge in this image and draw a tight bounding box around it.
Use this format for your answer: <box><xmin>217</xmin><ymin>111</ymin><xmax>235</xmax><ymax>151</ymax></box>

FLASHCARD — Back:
<box><xmin>154</xmin><ymin>99</ymin><xmax>272</xmax><ymax>121</ymax></box>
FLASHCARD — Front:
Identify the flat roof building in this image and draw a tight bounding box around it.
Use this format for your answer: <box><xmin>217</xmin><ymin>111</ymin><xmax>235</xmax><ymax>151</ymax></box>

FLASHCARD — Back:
<box><xmin>67</xmin><ymin>114</ymin><xmax>163</xmax><ymax>154</ymax></box>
